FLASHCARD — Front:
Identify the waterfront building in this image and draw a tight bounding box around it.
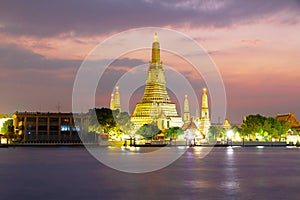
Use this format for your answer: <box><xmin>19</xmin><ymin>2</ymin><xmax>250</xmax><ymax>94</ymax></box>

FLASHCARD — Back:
<box><xmin>13</xmin><ymin>112</ymin><xmax>89</xmax><ymax>142</ymax></box>
<box><xmin>131</xmin><ymin>34</ymin><xmax>183</xmax><ymax>129</ymax></box>
<box><xmin>276</xmin><ymin>112</ymin><xmax>300</xmax><ymax>133</ymax></box>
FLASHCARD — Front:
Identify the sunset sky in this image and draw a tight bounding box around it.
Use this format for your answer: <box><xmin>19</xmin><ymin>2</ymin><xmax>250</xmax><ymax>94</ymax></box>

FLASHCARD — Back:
<box><xmin>0</xmin><ymin>0</ymin><xmax>299</xmax><ymax>124</ymax></box>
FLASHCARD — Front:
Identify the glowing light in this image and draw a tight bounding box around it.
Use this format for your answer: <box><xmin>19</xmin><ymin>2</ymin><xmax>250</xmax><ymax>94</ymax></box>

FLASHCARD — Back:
<box><xmin>226</xmin><ymin>130</ymin><xmax>234</xmax><ymax>139</ymax></box>
<box><xmin>193</xmin><ymin>147</ymin><xmax>203</xmax><ymax>155</ymax></box>
<box><xmin>233</xmin><ymin>132</ymin><xmax>242</xmax><ymax>142</ymax></box>
<box><xmin>226</xmin><ymin>147</ymin><xmax>234</xmax><ymax>155</ymax></box>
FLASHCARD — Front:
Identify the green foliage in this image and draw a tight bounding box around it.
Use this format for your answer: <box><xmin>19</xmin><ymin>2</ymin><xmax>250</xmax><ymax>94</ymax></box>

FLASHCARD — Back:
<box><xmin>165</xmin><ymin>127</ymin><xmax>184</xmax><ymax>139</ymax></box>
<box><xmin>208</xmin><ymin>126</ymin><xmax>221</xmax><ymax>140</ymax></box>
<box><xmin>279</xmin><ymin>120</ymin><xmax>291</xmax><ymax>136</ymax></box>
<box><xmin>208</xmin><ymin>126</ymin><xmax>226</xmax><ymax>140</ymax></box>
<box><xmin>241</xmin><ymin>114</ymin><xmax>266</xmax><ymax>137</ymax></box>
<box><xmin>114</xmin><ymin>111</ymin><xmax>134</xmax><ymax>136</ymax></box>
<box><xmin>136</xmin><ymin>124</ymin><xmax>160</xmax><ymax>139</ymax></box>
<box><xmin>88</xmin><ymin>108</ymin><xmax>134</xmax><ymax>139</ymax></box>
<box><xmin>241</xmin><ymin>114</ymin><xmax>291</xmax><ymax>140</ymax></box>
<box><xmin>1</xmin><ymin>119</ymin><xmax>13</xmax><ymax>134</ymax></box>
<box><xmin>231</xmin><ymin>125</ymin><xmax>241</xmax><ymax>134</ymax></box>
<box><xmin>89</xmin><ymin>108</ymin><xmax>116</xmax><ymax>134</ymax></box>
<box><xmin>290</xmin><ymin>128</ymin><xmax>298</xmax><ymax>135</ymax></box>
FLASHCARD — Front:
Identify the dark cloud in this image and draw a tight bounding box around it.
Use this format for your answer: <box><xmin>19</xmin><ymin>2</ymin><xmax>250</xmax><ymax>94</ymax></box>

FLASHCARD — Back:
<box><xmin>0</xmin><ymin>43</ymin><xmax>81</xmax><ymax>70</ymax></box>
<box><xmin>0</xmin><ymin>42</ymin><xmax>146</xmax><ymax>96</ymax></box>
<box><xmin>111</xmin><ymin>57</ymin><xmax>145</xmax><ymax>67</ymax></box>
<box><xmin>0</xmin><ymin>43</ymin><xmax>145</xmax><ymax>71</ymax></box>
<box><xmin>0</xmin><ymin>0</ymin><xmax>299</xmax><ymax>37</ymax></box>
<box><xmin>0</xmin><ymin>42</ymin><xmax>147</xmax><ymax>114</ymax></box>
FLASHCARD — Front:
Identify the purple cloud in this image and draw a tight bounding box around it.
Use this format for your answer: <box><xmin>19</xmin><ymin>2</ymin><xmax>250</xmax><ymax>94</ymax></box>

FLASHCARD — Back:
<box><xmin>0</xmin><ymin>0</ymin><xmax>299</xmax><ymax>37</ymax></box>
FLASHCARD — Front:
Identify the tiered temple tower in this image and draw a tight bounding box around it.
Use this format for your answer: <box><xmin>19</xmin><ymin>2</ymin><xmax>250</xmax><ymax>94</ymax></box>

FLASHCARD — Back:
<box><xmin>110</xmin><ymin>94</ymin><xmax>115</xmax><ymax>110</ymax></box>
<box><xmin>131</xmin><ymin>33</ymin><xmax>182</xmax><ymax>129</ymax></box>
<box><xmin>183</xmin><ymin>95</ymin><xmax>190</xmax><ymax>123</ymax></box>
<box><xmin>114</xmin><ymin>86</ymin><xmax>121</xmax><ymax>111</ymax></box>
<box><xmin>110</xmin><ymin>86</ymin><xmax>121</xmax><ymax>111</ymax></box>
<box><xmin>195</xmin><ymin>108</ymin><xmax>199</xmax><ymax>120</ymax></box>
<box><xmin>199</xmin><ymin>88</ymin><xmax>211</xmax><ymax>136</ymax></box>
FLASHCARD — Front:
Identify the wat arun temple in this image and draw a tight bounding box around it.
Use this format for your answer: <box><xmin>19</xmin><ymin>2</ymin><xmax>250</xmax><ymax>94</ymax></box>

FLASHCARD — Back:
<box><xmin>110</xmin><ymin>34</ymin><xmax>211</xmax><ymax>137</ymax></box>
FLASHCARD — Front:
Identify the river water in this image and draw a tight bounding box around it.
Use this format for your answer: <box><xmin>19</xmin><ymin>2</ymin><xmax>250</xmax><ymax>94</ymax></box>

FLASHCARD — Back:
<box><xmin>0</xmin><ymin>146</ymin><xmax>300</xmax><ymax>200</ymax></box>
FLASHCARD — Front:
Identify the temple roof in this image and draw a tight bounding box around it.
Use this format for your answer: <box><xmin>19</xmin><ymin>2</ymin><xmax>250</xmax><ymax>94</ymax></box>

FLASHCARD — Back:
<box><xmin>182</xmin><ymin>121</ymin><xmax>198</xmax><ymax>131</ymax></box>
<box><xmin>276</xmin><ymin>112</ymin><xmax>300</xmax><ymax>131</ymax></box>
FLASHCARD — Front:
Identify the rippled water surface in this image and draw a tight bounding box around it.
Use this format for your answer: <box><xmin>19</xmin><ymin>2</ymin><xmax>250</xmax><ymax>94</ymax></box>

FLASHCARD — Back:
<box><xmin>1</xmin><ymin>146</ymin><xmax>300</xmax><ymax>200</ymax></box>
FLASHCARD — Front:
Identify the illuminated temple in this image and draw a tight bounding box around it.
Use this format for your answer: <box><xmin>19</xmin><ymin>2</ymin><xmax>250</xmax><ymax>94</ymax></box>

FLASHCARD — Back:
<box><xmin>131</xmin><ymin>34</ymin><xmax>183</xmax><ymax>129</ymax></box>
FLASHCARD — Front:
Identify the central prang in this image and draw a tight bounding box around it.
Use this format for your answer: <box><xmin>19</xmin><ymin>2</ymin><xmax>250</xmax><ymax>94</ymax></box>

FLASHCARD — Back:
<box><xmin>131</xmin><ymin>33</ymin><xmax>183</xmax><ymax>130</ymax></box>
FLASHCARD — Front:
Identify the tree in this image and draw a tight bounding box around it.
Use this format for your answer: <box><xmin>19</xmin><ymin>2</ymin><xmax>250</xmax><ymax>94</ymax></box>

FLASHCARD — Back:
<box><xmin>241</xmin><ymin>114</ymin><xmax>291</xmax><ymax>141</ymax></box>
<box><xmin>88</xmin><ymin>108</ymin><xmax>116</xmax><ymax>134</ymax></box>
<box><xmin>1</xmin><ymin>119</ymin><xmax>13</xmax><ymax>134</ymax></box>
<box><xmin>208</xmin><ymin>126</ymin><xmax>221</xmax><ymax>141</ymax></box>
<box><xmin>114</xmin><ymin>111</ymin><xmax>134</xmax><ymax>136</ymax></box>
<box><xmin>278</xmin><ymin>120</ymin><xmax>291</xmax><ymax>137</ymax></box>
<box><xmin>136</xmin><ymin>124</ymin><xmax>160</xmax><ymax>139</ymax></box>
<box><xmin>241</xmin><ymin>114</ymin><xmax>266</xmax><ymax>138</ymax></box>
<box><xmin>165</xmin><ymin>127</ymin><xmax>184</xmax><ymax>139</ymax></box>
<box><xmin>231</xmin><ymin>125</ymin><xmax>241</xmax><ymax>134</ymax></box>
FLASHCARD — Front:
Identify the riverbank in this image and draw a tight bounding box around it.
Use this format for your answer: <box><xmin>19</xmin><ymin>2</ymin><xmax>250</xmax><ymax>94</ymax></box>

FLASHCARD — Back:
<box><xmin>0</xmin><ymin>141</ymin><xmax>291</xmax><ymax>147</ymax></box>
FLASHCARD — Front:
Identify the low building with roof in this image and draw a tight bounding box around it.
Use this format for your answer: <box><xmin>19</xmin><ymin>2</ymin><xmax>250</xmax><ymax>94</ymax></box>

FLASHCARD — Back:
<box><xmin>13</xmin><ymin>111</ymin><xmax>89</xmax><ymax>143</ymax></box>
<box><xmin>276</xmin><ymin>112</ymin><xmax>300</xmax><ymax>133</ymax></box>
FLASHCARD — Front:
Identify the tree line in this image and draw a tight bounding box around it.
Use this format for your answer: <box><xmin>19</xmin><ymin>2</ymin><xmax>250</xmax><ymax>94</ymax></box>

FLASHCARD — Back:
<box><xmin>208</xmin><ymin>114</ymin><xmax>293</xmax><ymax>141</ymax></box>
<box><xmin>89</xmin><ymin>107</ymin><xmax>184</xmax><ymax>139</ymax></box>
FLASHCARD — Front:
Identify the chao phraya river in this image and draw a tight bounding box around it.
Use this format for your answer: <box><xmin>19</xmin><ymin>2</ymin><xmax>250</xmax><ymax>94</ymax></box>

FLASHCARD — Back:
<box><xmin>1</xmin><ymin>146</ymin><xmax>300</xmax><ymax>200</ymax></box>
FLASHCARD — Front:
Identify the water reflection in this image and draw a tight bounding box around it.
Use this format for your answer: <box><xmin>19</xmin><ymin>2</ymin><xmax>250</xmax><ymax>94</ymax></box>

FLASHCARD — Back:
<box><xmin>220</xmin><ymin>147</ymin><xmax>240</xmax><ymax>195</ymax></box>
<box><xmin>226</xmin><ymin>147</ymin><xmax>234</xmax><ymax>155</ymax></box>
<box><xmin>2</xmin><ymin>147</ymin><xmax>300</xmax><ymax>199</ymax></box>
<box><xmin>185</xmin><ymin>146</ymin><xmax>212</xmax><ymax>159</ymax></box>
<box><xmin>184</xmin><ymin>180</ymin><xmax>212</xmax><ymax>189</ymax></box>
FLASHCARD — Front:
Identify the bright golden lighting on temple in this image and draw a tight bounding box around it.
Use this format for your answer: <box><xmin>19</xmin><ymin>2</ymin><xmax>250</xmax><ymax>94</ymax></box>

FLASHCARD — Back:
<box><xmin>131</xmin><ymin>34</ymin><xmax>183</xmax><ymax>129</ymax></box>
<box><xmin>154</xmin><ymin>32</ymin><xmax>158</xmax><ymax>42</ymax></box>
<box><xmin>110</xmin><ymin>86</ymin><xmax>121</xmax><ymax>111</ymax></box>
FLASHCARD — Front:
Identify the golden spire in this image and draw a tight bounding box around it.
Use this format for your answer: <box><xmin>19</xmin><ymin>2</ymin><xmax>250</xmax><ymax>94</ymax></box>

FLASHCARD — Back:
<box><xmin>110</xmin><ymin>93</ymin><xmax>115</xmax><ymax>110</ymax></box>
<box><xmin>131</xmin><ymin>34</ymin><xmax>182</xmax><ymax>129</ymax></box>
<box><xmin>201</xmin><ymin>87</ymin><xmax>209</xmax><ymax>118</ymax></box>
<box><xmin>151</xmin><ymin>32</ymin><xmax>160</xmax><ymax>64</ymax></box>
<box><xmin>154</xmin><ymin>32</ymin><xmax>158</xmax><ymax>42</ymax></box>
<box><xmin>114</xmin><ymin>85</ymin><xmax>121</xmax><ymax>111</ymax></box>
<box><xmin>184</xmin><ymin>94</ymin><xmax>190</xmax><ymax>123</ymax></box>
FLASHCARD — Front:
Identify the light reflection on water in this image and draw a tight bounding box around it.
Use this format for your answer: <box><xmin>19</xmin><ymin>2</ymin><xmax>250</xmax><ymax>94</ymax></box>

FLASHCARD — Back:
<box><xmin>220</xmin><ymin>147</ymin><xmax>240</xmax><ymax>196</ymax></box>
<box><xmin>1</xmin><ymin>147</ymin><xmax>300</xmax><ymax>199</ymax></box>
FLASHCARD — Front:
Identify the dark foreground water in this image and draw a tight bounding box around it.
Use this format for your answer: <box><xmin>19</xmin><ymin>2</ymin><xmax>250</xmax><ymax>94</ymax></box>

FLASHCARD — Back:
<box><xmin>1</xmin><ymin>146</ymin><xmax>300</xmax><ymax>200</ymax></box>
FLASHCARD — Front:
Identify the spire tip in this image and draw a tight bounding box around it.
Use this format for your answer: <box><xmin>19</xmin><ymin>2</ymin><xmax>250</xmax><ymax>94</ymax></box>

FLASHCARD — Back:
<box><xmin>154</xmin><ymin>32</ymin><xmax>158</xmax><ymax>42</ymax></box>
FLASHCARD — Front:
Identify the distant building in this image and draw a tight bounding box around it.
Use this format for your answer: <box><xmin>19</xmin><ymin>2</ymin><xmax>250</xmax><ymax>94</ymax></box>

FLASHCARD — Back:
<box><xmin>110</xmin><ymin>94</ymin><xmax>115</xmax><ymax>110</ymax></box>
<box><xmin>197</xmin><ymin>88</ymin><xmax>211</xmax><ymax>137</ymax></box>
<box><xmin>13</xmin><ymin>112</ymin><xmax>89</xmax><ymax>142</ymax></box>
<box><xmin>276</xmin><ymin>112</ymin><xmax>300</xmax><ymax>133</ymax></box>
<box><xmin>223</xmin><ymin>118</ymin><xmax>231</xmax><ymax>130</ymax></box>
<box><xmin>110</xmin><ymin>85</ymin><xmax>121</xmax><ymax>111</ymax></box>
<box><xmin>183</xmin><ymin>95</ymin><xmax>191</xmax><ymax>123</ymax></box>
<box><xmin>210</xmin><ymin>118</ymin><xmax>233</xmax><ymax>130</ymax></box>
